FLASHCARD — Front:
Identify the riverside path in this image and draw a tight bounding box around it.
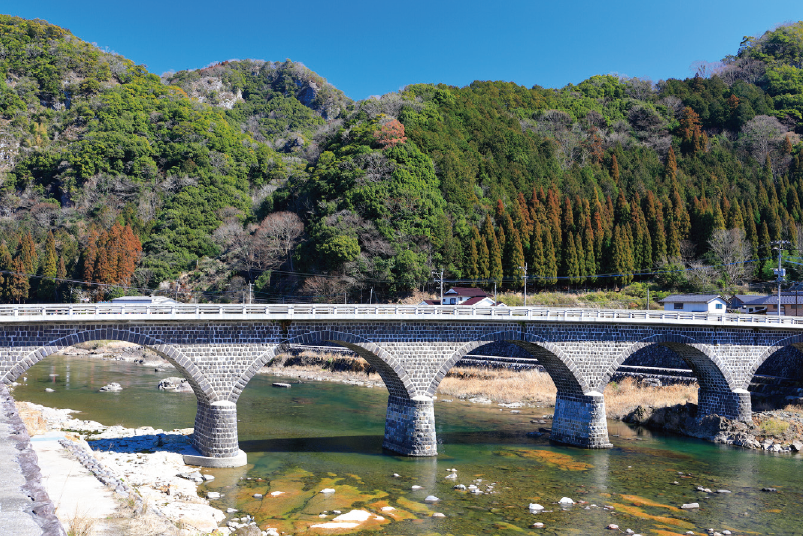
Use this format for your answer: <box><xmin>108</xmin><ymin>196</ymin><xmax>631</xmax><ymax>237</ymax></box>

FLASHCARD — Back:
<box><xmin>0</xmin><ymin>303</ymin><xmax>801</xmax><ymax>467</ymax></box>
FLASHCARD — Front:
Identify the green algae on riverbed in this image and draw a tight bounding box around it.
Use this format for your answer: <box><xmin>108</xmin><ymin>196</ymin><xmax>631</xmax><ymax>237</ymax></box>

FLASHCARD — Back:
<box><xmin>11</xmin><ymin>355</ymin><xmax>803</xmax><ymax>535</ymax></box>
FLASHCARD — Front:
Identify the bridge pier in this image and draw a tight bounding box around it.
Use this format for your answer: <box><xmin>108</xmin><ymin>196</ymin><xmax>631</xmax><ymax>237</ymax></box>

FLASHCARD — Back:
<box><xmin>382</xmin><ymin>395</ymin><xmax>437</xmax><ymax>456</ymax></box>
<box><xmin>551</xmin><ymin>391</ymin><xmax>612</xmax><ymax>448</ymax></box>
<box><xmin>698</xmin><ymin>387</ymin><xmax>752</xmax><ymax>422</ymax></box>
<box><xmin>185</xmin><ymin>400</ymin><xmax>247</xmax><ymax>468</ymax></box>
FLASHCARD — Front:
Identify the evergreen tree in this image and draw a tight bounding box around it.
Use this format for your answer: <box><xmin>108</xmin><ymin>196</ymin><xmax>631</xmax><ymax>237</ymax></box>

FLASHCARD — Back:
<box><xmin>488</xmin><ymin>228</ymin><xmax>503</xmax><ymax>287</ymax></box>
<box><xmin>467</xmin><ymin>237</ymin><xmax>479</xmax><ymax>284</ymax></box>
<box><xmin>611</xmin><ymin>154</ymin><xmax>620</xmax><ymax>185</ymax></box>
<box><xmin>529</xmin><ymin>220</ymin><xmax>545</xmax><ymax>286</ymax></box>
<box><xmin>39</xmin><ymin>231</ymin><xmax>58</xmax><ymax>301</ymax></box>
<box><xmin>583</xmin><ymin>224</ymin><xmax>596</xmax><ymax>284</ymax></box>
<box><xmin>563</xmin><ymin>233</ymin><xmax>580</xmax><ymax>285</ymax></box>
<box><xmin>542</xmin><ymin>226</ymin><xmax>558</xmax><ymax>287</ymax></box>
<box><xmin>0</xmin><ymin>245</ymin><xmax>11</xmax><ymax>302</ymax></box>
<box><xmin>510</xmin><ymin>228</ymin><xmax>526</xmax><ymax>288</ymax></box>
<box><xmin>9</xmin><ymin>256</ymin><xmax>29</xmax><ymax>303</ymax></box>
<box><xmin>665</xmin><ymin>146</ymin><xmax>677</xmax><ymax>183</ymax></box>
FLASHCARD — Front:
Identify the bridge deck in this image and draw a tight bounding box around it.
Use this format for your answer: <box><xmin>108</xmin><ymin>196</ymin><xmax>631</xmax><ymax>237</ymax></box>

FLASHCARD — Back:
<box><xmin>0</xmin><ymin>304</ymin><xmax>801</xmax><ymax>329</ymax></box>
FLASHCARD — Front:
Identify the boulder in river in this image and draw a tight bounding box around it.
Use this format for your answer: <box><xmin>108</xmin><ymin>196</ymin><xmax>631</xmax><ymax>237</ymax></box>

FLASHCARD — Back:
<box><xmin>99</xmin><ymin>382</ymin><xmax>122</xmax><ymax>392</ymax></box>
<box><xmin>157</xmin><ymin>377</ymin><xmax>193</xmax><ymax>392</ymax></box>
<box><xmin>272</xmin><ymin>382</ymin><xmax>292</xmax><ymax>388</ymax></box>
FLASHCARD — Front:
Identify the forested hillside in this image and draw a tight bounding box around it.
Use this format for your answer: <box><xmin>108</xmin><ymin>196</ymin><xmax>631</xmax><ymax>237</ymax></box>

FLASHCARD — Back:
<box><xmin>1</xmin><ymin>15</ymin><xmax>803</xmax><ymax>302</ymax></box>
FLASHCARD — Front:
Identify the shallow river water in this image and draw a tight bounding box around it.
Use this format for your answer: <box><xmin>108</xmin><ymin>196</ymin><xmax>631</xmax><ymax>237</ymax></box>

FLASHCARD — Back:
<box><xmin>11</xmin><ymin>356</ymin><xmax>803</xmax><ymax>535</ymax></box>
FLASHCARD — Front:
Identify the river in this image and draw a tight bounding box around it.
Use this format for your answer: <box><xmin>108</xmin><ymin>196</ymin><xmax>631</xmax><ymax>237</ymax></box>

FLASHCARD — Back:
<box><xmin>11</xmin><ymin>355</ymin><xmax>803</xmax><ymax>535</ymax></box>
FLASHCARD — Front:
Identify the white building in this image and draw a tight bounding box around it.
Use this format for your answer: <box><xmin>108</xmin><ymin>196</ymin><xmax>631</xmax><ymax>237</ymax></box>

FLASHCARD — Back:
<box><xmin>418</xmin><ymin>287</ymin><xmax>502</xmax><ymax>307</ymax></box>
<box><xmin>658</xmin><ymin>294</ymin><xmax>728</xmax><ymax>313</ymax></box>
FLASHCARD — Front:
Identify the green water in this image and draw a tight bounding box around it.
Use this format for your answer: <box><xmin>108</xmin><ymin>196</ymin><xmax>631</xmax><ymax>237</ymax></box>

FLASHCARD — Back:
<box><xmin>12</xmin><ymin>356</ymin><xmax>803</xmax><ymax>535</ymax></box>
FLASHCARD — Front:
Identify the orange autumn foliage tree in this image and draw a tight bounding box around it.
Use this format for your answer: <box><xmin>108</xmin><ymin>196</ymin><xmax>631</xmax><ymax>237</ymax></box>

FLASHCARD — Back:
<box><xmin>374</xmin><ymin>119</ymin><xmax>407</xmax><ymax>148</ymax></box>
<box><xmin>82</xmin><ymin>224</ymin><xmax>142</xmax><ymax>291</ymax></box>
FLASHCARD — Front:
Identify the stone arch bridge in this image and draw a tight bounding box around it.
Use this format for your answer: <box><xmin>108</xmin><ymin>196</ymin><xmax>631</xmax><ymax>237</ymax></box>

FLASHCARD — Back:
<box><xmin>1</xmin><ymin>303</ymin><xmax>801</xmax><ymax>467</ymax></box>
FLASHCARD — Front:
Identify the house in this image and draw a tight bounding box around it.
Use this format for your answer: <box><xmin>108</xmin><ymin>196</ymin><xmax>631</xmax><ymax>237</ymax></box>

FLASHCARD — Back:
<box><xmin>658</xmin><ymin>294</ymin><xmax>728</xmax><ymax>313</ymax></box>
<box><xmin>418</xmin><ymin>287</ymin><xmax>503</xmax><ymax>307</ymax></box>
<box><xmin>730</xmin><ymin>295</ymin><xmax>769</xmax><ymax>314</ymax></box>
<box><xmin>731</xmin><ymin>293</ymin><xmax>803</xmax><ymax>316</ymax></box>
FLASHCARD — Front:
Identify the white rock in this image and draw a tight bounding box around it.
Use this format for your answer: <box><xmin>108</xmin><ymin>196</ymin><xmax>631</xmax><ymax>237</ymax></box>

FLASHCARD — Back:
<box><xmin>431</xmin><ymin>512</ymin><xmax>445</xmax><ymax>517</ymax></box>
<box><xmin>253</xmin><ymin>494</ymin><xmax>263</xmax><ymax>499</ymax></box>
<box><xmin>529</xmin><ymin>503</ymin><xmax>544</xmax><ymax>511</ymax></box>
<box><xmin>532</xmin><ymin>522</ymin><xmax>544</xmax><ymax>528</ymax></box>
<box><xmin>207</xmin><ymin>492</ymin><xmax>221</xmax><ymax>499</ymax></box>
<box><xmin>202</xmin><ymin>474</ymin><xmax>215</xmax><ymax>481</ymax></box>
<box><xmin>380</xmin><ymin>506</ymin><xmax>395</xmax><ymax>512</ymax></box>
<box><xmin>681</xmin><ymin>503</ymin><xmax>699</xmax><ymax>509</ymax></box>
<box><xmin>45</xmin><ymin>388</ymin><xmax>54</xmax><ymax>392</ymax></box>
<box><xmin>270</xmin><ymin>491</ymin><xmax>284</xmax><ymax>497</ymax></box>
<box><xmin>332</xmin><ymin>510</ymin><xmax>371</xmax><ymax>522</ymax></box>
<box><xmin>424</xmin><ymin>495</ymin><xmax>439</xmax><ymax>502</ymax></box>
<box><xmin>445</xmin><ymin>473</ymin><xmax>457</xmax><ymax>479</ymax></box>
<box><xmin>226</xmin><ymin>508</ymin><xmax>237</xmax><ymax>513</ymax></box>
<box><xmin>411</xmin><ymin>485</ymin><xmax>423</xmax><ymax>490</ymax></box>
<box><xmin>320</xmin><ymin>488</ymin><xmax>336</xmax><ymax>494</ymax></box>
<box><xmin>558</xmin><ymin>497</ymin><xmax>575</xmax><ymax>505</ymax></box>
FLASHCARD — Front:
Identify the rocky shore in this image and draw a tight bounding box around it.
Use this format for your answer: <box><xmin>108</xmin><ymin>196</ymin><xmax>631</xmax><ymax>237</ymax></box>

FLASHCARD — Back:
<box><xmin>624</xmin><ymin>403</ymin><xmax>803</xmax><ymax>452</ymax></box>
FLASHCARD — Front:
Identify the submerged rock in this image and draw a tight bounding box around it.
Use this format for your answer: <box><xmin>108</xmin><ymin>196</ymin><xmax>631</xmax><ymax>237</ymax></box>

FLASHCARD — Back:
<box><xmin>99</xmin><ymin>382</ymin><xmax>122</xmax><ymax>392</ymax></box>
<box><xmin>157</xmin><ymin>377</ymin><xmax>192</xmax><ymax>392</ymax></box>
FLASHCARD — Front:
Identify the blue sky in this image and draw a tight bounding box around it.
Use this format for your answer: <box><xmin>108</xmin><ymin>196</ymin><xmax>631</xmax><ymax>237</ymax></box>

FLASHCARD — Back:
<box><xmin>3</xmin><ymin>1</ymin><xmax>802</xmax><ymax>100</ymax></box>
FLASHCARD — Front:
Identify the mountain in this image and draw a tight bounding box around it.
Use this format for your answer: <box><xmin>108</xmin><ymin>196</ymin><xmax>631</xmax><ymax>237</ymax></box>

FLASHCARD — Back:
<box><xmin>0</xmin><ymin>14</ymin><xmax>802</xmax><ymax>303</ymax></box>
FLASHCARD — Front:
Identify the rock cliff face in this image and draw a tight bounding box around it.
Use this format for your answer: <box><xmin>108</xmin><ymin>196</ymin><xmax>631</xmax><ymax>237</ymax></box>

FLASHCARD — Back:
<box><xmin>0</xmin><ymin>127</ymin><xmax>19</xmax><ymax>173</ymax></box>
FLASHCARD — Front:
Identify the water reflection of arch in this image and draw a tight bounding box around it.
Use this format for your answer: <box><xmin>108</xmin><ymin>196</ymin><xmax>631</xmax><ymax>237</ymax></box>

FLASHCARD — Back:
<box><xmin>229</xmin><ymin>330</ymin><xmax>407</xmax><ymax>403</ymax></box>
<box><xmin>433</xmin><ymin>331</ymin><xmax>586</xmax><ymax>396</ymax></box>
<box><xmin>599</xmin><ymin>334</ymin><xmax>733</xmax><ymax>393</ymax></box>
<box><xmin>4</xmin><ymin>328</ymin><xmax>215</xmax><ymax>403</ymax></box>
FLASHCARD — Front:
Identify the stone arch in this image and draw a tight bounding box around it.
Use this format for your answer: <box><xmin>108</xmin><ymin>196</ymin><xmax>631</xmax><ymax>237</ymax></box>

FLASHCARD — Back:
<box><xmin>428</xmin><ymin>330</ymin><xmax>587</xmax><ymax>397</ymax></box>
<box><xmin>747</xmin><ymin>334</ymin><xmax>803</xmax><ymax>390</ymax></box>
<box><xmin>228</xmin><ymin>330</ymin><xmax>409</xmax><ymax>403</ymax></box>
<box><xmin>599</xmin><ymin>333</ymin><xmax>734</xmax><ymax>393</ymax></box>
<box><xmin>5</xmin><ymin>327</ymin><xmax>218</xmax><ymax>403</ymax></box>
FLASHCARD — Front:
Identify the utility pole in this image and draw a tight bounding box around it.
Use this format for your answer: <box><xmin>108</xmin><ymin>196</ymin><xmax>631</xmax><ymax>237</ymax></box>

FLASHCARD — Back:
<box><xmin>519</xmin><ymin>262</ymin><xmax>528</xmax><ymax>306</ymax></box>
<box><xmin>369</xmin><ymin>287</ymin><xmax>373</xmax><ymax>305</ymax></box>
<box><xmin>647</xmin><ymin>287</ymin><xmax>650</xmax><ymax>312</ymax></box>
<box><xmin>432</xmin><ymin>269</ymin><xmax>444</xmax><ymax>304</ymax></box>
<box><xmin>771</xmin><ymin>240</ymin><xmax>790</xmax><ymax>317</ymax></box>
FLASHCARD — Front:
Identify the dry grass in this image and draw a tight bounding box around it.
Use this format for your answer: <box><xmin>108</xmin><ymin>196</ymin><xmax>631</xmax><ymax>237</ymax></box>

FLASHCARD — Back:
<box><xmin>783</xmin><ymin>404</ymin><xmax>803</xmax><ymax>414</ymax></box>
<box><xmin>67</xmin><ymin>510</ymin><xmax>96</xmax><ymax>536</ymax></box>
<box><xmin>267</xmin><ymin>354</ymin><xmax>699</xmax><ymax>420</ymax></box>
<box><xmin>603</xmin><ymin>377</ymin><xmax>698</xmax><ymax>419</ymax></box>
<box><xmin>437</xmin><ymin>366</ymin><xmax>556</xmax><ymax>405</ymax></box>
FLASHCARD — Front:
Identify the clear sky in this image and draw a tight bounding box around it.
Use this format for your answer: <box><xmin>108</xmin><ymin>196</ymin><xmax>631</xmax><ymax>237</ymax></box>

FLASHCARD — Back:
<box><xmin>3</xmin><ymin>1</ymin><xmax>801</xmax><ymax>100</ymax></box>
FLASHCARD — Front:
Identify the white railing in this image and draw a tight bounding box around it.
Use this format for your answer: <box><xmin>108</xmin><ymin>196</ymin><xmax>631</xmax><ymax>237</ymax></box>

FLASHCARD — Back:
<box><xmin>0</xmin><ymin>303</ymin><xmax>800</xmax><ymax>327</ymax></box>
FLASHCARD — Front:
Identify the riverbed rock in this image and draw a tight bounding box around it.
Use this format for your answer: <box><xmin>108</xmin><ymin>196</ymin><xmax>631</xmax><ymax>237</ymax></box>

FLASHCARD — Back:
<box><xmin>680</xmin><ymin>503</ymin><xmax>699</xmax><ymax>509</ymax></box>
<box><xmin>233</xmin><ymin>526</ymin><xmax>261</xmax><ymax>536</ymax></box>
<box><xmin>424</xmin><ymin>495</ymin><xmax>439</xmax><ymax>502</ymax></box>
<box><xmin>157</xmin><ymin>377</ymin><xmax>193</xmax><ymax>392</ymax></box>
<box><xmin>529</xmin><ymin>503</ymin><xmax>544</xmax><ymax>512</ymax></box>
<box><xmin>607</xmin><ymin>525</ymin><xmax>619</xmax><ymax>530</ymax></box>
<box><xmin>791</xmin><ymin>441</ymin><xmax>802</xmax><ymax>452</ymax></box>
<box><xmin>207</xmin><ymin>491</ymin><xmax>221</xmax><ymax>499</ymax></box>
<box><xmin>99</xmin><ymin>382</ymin><xmax>122</xmax><ymax>392</ymax></box>
<box><xmin>272</xmin><ymin>382</ymin><xmax>292</xmax><ymax>388</ymax></box>
<box><xmin>558</xmin><ymin>497</ymin><xmax>574</xmax><ymax>505</ymax></box>
<box><xmin>320</xmin><ymin>488</ymin><xmax>335</xmax><ymax>494</ymax></box>
<box><xmin>44</xmin><ymin>388</ymin><xmax>54</xmax><ymax>392</ymax></box>
<box><xmin>532</xmin><ymin>522</ymin><xmax>544</xmax><ymax>528</ymax></box>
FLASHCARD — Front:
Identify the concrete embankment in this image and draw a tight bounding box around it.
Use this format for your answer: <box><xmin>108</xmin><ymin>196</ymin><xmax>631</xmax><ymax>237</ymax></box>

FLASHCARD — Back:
<box><xmin>0</xmin><ymin>384</ymin><xmax>64</xmax><ymax>536</ymax></box>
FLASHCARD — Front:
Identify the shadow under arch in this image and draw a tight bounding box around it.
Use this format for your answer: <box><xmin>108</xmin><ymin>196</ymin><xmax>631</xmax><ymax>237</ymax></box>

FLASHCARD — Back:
<box><xmin>747</xmin><ymin>334</ymin><xmax>803</xmax><ymax>390</ymax></box>
<box><xmin>228</xmin><ymin>330</ymin><xmax>411</xmax><ymax>404</ymax></box>
<box><xmin>4</xmin><ymin>328</ymin><xmax>217</xmax><ymax>404</ymax></box>
<box><xmin>601</xmin><ymin>334</ymin><xmax>734</xmax><ymax>393</ymax></box>
<box><xmin>431</xmin><ymin>331</ymin><xmax>588</xmax><ymax>397</ymax></box>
